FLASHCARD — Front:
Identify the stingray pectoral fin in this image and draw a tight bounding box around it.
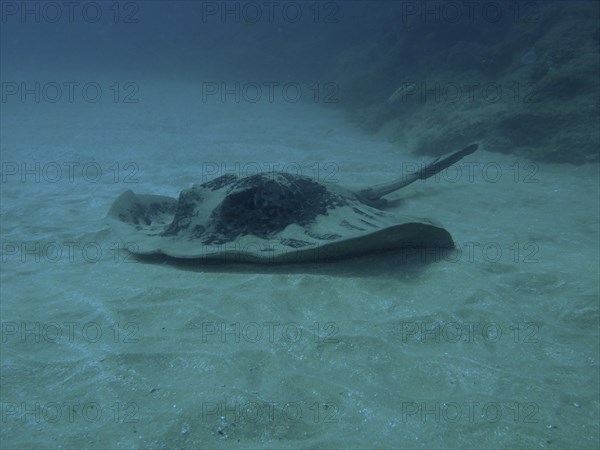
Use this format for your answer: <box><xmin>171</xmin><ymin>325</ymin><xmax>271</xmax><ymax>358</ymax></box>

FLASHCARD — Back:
<box><xmin>108</xmin><ymin>190</ymin><xmax>177</xmax><ymax>222</ymax></box>
<box><xmin>107</xmin><ymin>189</ymin><xmax>178</xmax><ymax>240</ymax></box>
<box><xmin>358</xmin><ymin>143</ymin><xmax>478</xmax><ymax>201</ymax></box>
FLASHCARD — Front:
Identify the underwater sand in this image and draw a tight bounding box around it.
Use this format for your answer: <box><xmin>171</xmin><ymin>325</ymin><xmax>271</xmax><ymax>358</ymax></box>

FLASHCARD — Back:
<box><xmin>1</xmin><ymin>78</ymin><xmax>599</xmax><ymax>449</ymax></box>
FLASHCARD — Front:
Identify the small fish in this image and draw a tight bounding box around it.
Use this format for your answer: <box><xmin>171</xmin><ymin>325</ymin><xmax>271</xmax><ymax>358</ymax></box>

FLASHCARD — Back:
<box><xmin>386</xmin><ymin>82</ymin><xmax>416</xmax><ymax>104</ymax></box>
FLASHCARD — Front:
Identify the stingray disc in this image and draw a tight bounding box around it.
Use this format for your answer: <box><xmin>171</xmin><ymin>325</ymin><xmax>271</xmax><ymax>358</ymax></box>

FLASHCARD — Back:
<box><xmin>107</xmin><ymin>172</ymin><xmax>454</xmax><ymax>263</ymax></box>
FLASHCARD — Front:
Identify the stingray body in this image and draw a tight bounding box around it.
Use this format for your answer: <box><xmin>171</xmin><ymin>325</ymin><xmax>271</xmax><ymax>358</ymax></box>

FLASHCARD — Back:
<box><xmin>107</xmin><ymin>144</ymin><xmax>477</xmax><ymax>263</ymax></box>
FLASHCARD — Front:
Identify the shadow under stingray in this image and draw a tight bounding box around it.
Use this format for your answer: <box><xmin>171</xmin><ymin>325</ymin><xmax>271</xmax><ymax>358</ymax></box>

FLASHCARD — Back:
<box><xmin>126</xmin><ymin>245</ymin><xmax>458</xmax><ymax>279</ymax></box>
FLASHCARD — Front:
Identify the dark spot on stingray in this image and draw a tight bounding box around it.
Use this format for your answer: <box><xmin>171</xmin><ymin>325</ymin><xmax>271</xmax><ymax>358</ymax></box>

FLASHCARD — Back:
<box><xmin>281</xmin><ymin>238</ymin><xmax>311</xmax><ymax>248</ymax></box>
<box><xmin>162</xmin><ymin>189</ymin><xmax>202</xmax><ymax>236</ymax></box>
<box><xmin>352</xmin><ymin>207</ymin><xmax>376</xmax><ymax>219</ymax></box>
<box><xmin>360</xmin><ymin>219</ymin><xmax>379</xmax><ymax>228</ymax></box>
<box><xmin>305</xmin><ymin>231</ymin><xmax>342</xmax><ymax>241</ymax></box>
<box><xmin>204</xmin><ymin>174</ymin><xmax>237</xmax><ymax>191</ymax></box>
<box><xmin>340</xmin><ymin>220</ymin><xmax>366</xmax><ymax>231</ymax></box>
<box><xmin>213</xmin><ymin>174</ymin><xmax>346</xmax><ymax>240</ymax></box>
<box><xmin>192</xmin><ymin>224</ymin><xmax>205</xmax><ymax>237</ymax></box>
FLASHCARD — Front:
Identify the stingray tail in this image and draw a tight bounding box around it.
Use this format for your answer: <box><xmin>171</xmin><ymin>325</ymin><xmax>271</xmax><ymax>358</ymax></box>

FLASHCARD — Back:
<box><xmin>358</xmin><ymin>143</ymin><xmax>478</xmax><ymax>201</ymax></box>
<box><xmin>416</xmin><ymin>143</ymin><xmax>479</xmax><ymax>181</ymax></box>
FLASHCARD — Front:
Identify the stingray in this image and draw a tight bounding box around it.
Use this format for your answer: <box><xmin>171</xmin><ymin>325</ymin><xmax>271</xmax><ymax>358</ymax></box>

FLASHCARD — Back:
<box><xmin>107</xmin><ymin>144</ymin><xmax>477</xmax><ymax>263</ymax></box>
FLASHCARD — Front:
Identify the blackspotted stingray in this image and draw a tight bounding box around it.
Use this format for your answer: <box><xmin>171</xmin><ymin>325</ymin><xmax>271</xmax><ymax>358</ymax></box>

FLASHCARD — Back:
<box><xmin>107</xmin><ymin>144</ymin><xmax>477</xmax><ymax>263</ymax></box>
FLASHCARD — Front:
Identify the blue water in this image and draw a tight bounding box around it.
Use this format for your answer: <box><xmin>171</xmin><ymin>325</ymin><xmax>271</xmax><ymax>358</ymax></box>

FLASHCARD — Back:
<box><xmin>1</xmin><ymin>1</ymin><xmax>599</xmax><ymax>448</ymax></box>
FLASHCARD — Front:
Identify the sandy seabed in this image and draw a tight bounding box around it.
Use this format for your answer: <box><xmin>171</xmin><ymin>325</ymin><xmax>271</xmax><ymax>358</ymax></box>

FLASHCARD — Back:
<box><xmin>1</xmin><ymin>77</ymin><xmax>599</xmax><ymax>449</ymax></box>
